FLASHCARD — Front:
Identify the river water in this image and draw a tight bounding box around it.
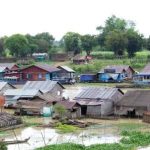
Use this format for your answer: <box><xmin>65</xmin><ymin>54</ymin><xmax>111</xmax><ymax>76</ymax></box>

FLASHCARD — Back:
<box><xmin>5</xmin><ymin>125</ymin><xmax>120</xmax><ymax>150</ymax></box>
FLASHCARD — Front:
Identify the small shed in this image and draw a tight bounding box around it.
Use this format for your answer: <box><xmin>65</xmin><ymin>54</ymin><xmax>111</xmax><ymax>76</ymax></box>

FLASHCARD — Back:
<box><xmin>54</xmin><ymin>101</ymin><xmax>81</xmax><ymax>119</ymax></box>
<box><xmin>133</xmin><ymin>64</ymin><xmax>150</xmax><ymax>85</ymax></box>
<box><xmin>32</xmin><ymin>53</ymin><xmax>49</xmax><ymax>61</ymax></box>
<box><xmin>72</xmin><ymin>55</ymin><xmax>92</xmax><ymax>64</ymax></box>
<box><xmin>4</xmin><ymin>89</ymin><xmax>43</xmax><ymax>107</ymax></box>
<box><xmin>115</xmin><ymin>90</ymin><xmax>150</xmax><ymax>117</ymax></box>
<box><xmin>15</xmin><ymin>95</ymin><xmax>56</xmax><ymax>116</ymax></box>
<box><xmin>98</xmin><ymin>65</ymin><xmax>135</xmax><ymax>82</ymax></box>
<box><xmin>74</xmin><ymin>87</ymin><xmax>124</xmax><ymax>117</ymax></box>
<box><xmin>55</xmin><ymin>66</ymin><xmax>76</xmax><ymax>84</ymax></box>
<box><xmin>22</xmin><ymin>80</ymin><xmax>65</xmax><ymax>99</ymax></box>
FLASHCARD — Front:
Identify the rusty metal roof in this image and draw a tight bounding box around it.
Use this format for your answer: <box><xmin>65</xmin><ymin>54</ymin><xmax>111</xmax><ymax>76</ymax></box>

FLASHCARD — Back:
<box><xmin>22</xmin><ymin>80</ymin><xmax>64</xmax><ymax>93</ymax></box>
<box><xmin>74</xmin><ymin>87</ymin><xmax>123</xmax><ymax>101</ymax></box>
<box><xmin>77</xmin><ymin>100</ymin><xmax>103</xmax><ymax>106</ymax></box>
<box><xmin>99</xmin><ymin>65</ymin><xmax>132</xmax><ymax>73</ymax></box>
<box><xmin>55</xmin><ymin>101</ymin><xmax>78</xmax><ymax>109</ymax></box>
<box><xmin>116</xmin><ymin>90</ymin><xmax>150</xmax><ymax>107</ymax></box>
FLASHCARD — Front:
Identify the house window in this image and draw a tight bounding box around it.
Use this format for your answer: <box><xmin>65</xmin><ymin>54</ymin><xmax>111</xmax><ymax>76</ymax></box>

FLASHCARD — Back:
<box><xmin>38</xmin><ymin>73</ymin><xmax>42</xmax><ymax>79</ymax></box>
<box><xmin>26</xmin><ymin>74</ymin><xmax>32</xmax><ymax>79</ymax></box>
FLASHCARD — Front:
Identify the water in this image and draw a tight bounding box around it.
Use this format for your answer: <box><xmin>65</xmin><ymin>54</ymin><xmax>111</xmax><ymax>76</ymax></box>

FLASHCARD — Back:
<box><xmin>5</xmin><ymin>127</ymin><xmax>120</xmax><ymax>150</ymax></box>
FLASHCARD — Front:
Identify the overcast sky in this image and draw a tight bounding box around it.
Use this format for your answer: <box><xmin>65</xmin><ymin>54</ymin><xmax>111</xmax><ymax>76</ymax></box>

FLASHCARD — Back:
<box><xmin>0</xmin><ymin>0</ymin><xmax>150</xmax><ymax>40</ymax></box>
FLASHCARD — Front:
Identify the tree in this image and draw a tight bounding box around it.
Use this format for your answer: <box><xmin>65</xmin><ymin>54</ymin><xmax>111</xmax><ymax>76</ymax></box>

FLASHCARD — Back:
<box><xmin>105</xmin><ymin>30</ymin><xmax>128</xmax><ymax>56</ymax></box>
<box><xmin>35</xmin><ymin>32</ymin><xmax>54</xmax><ymax>52</ymax></box>
<box><xmin>54</xmin><ymin>104</ymin><xmax>66</xmax><ymax>119</ymax></box>
<box><xmin>63</xmin><ymin>32</ymin><xmax>81</xmax><ymax>55</ymax></box>
<box><xmin>0</xmin><ymin>38</ymin><xmax>4</xmax><ymax>55</ymax></box>
<box><xmin>146</xmin><ymin>36</ymin><xmax>150</xmax><ymax>50</ymax></box>
<box><xmin>81</xmin><ymin>34</ymin><xmax>95</xmax><ymax>56</ymax></box>
<box><xmin>5</xmin><ymin>34</ymin><xmax>29</xmax><ymax>57</ymax></box>
<box><xmin>126</xmin><ymin>29</ymin><xmax>143</xmax><ymax>57</ymax></box>
<box><xmin>97</xmin><ymin>15</ymin><xmax>127</xmax><ymax>47</ymax></box>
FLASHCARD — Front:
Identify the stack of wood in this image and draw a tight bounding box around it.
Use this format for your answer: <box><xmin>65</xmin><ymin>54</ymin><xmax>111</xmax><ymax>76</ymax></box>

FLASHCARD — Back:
<box><xmin>66</xmin><ymin>119</ymin><xmax>89</xmax><ymax>128</ymax></box>
<box><xmin>0</xmin><ymin>113</ymin><xmax>22</xmax><ymax>128</ymax></box>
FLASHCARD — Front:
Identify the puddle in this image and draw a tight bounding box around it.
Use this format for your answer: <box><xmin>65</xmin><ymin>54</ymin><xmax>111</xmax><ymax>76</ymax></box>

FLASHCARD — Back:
<box><xmin>5</xmin><ymin>126</ymin><xmax>120</xmax><ymax>150</ymax></box>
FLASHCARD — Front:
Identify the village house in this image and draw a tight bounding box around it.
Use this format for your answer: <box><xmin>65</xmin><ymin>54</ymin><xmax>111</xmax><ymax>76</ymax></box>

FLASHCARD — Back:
<box><xmin>0</xmin><ymin>63</ymin><xmax>19</xmax><ymax>71</ymax></box>
<box><xmin>98</xmin><ymin>65</ymin><xmax>135</xmax><ymax>82</ymax></box>
<box><xmin>72</xmin><ymin>55</ymin><xmax>92</xmax><ymax>64</ymax></box>
<box><xmin>32</xmin><ymin>53</ymin><xmax>49</xmax><ymax>61</ymax></box>
<box><xmin>4</xmin><ymin>89</ymin><xmax>43</xmax><ymax>107</ymax></box>
<box><xmin>133</xmin><ymin>63</ymin><xmax>150</xmax><ymax>85</ymax></box>
<box><xmin>20</xmin><ymin>64</ymin><xmax>60</xmax><ymax>81</ymax></box>
<box><xmin>15</xmin><ymin>94</ymin><xmax>56</xmax><ymax>116</ymax></box>
<box><xmin>0</xmin><ymin>82</ymin><xmax>16</xmax><ymax>95</ymax></box>
<box><xmin>22</xmin><ymin>80</ymin><xmax>65</xmax><ymax>99</ymax></box>
<box><xmin>115</xmin><ymin>90</ymin><xmax>150</xmax><ymax>117</ymax></box>
<box><xmin>54</xmin><ymin>66</ymin><xmax>76</xmax><ymax>84</ymax></box>
<box><xmin>74</xmin><ymin>87</ymin><xmax>124</xmax><ymax>117</ymax></box>
<box><xmin>54</xmin><ymin>101</ymin><xmax>81</xmax><ymax>119</ymax></box>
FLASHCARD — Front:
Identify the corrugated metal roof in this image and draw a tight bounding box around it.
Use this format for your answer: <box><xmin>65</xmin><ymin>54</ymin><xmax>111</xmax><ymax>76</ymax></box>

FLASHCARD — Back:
<box><xmin>0</xmin><ymin>63</ymin><xmax>16</xmax><ymax>69</ymax></box>
<box><xmin>140</xmin><ymin>64</ymin><xmax>150</xmax><ymax>74</ymax></box>
<box><xmin>0</xmin><ymin>67</ymin><xmax>6</xmax><ymax>72</ymax></box>
<box><xmin>75</xmin><ymin>87</ymin><xmax>123</xmax><ymax>100</ymax></box>
<box><xmin>59</xmin><ymin>66</ymin><xmax>75</xmax><ymax>73</ymax></box>
<box><xmin>4</xmin><ymin>89</ymin><xmax>40</xmax><ymax>97</ymax></box>
<box><xmin>0</xmin><ymin>82</ymin><xmax>7</xmax><ymax>90</ymax></box>
<box><xmin>22</xmin><ymin>64</ymin><xmax>60</xmax><ymax>73</ymax></box>
<box><xmin>22</xmin><ymin>80</ymin><xmax>64</xmax><ymax>93</ymax></box>
<box><xmin>116</xmin><ymin>90</ymin><xmax>150</xmax><ymax>107</ymax></box>
<box><xmin>99</xmin><ymin>65</ymin><xmax>130</xmax><ymax>73</ymax></box>
<box><xmin>77</xmin><ymin>100</ymin><xmax>103</xmax><ymax>106</ymax></box>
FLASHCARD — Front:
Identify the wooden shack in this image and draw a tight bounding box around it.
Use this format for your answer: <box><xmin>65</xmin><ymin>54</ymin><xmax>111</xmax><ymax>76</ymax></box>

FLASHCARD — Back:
<box><xmin>115</xmin><ymin>90</ymin><xmax>150</xmax><ymax>117</ymax></box>
<box><xmin>74</xmin><ymin>87</ymin><xmax>124</xmax><ymax>117</ymax></box>
<box><xmin>143</xmin><ymin>112</ymin><xmax>150</xmax><ymax>123</ymax></box>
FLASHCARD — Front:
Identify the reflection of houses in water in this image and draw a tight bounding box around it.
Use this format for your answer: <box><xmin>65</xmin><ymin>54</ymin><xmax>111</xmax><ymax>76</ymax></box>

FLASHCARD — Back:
<box><xmin>133</xmin><ymin>64</ymin><xmax>150</xmax><ymax>85</ymax></box>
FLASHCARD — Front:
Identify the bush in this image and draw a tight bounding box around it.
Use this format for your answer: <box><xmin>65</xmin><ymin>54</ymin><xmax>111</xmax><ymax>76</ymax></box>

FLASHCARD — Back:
<box><xmin>0</xmin><ymin>142</ymin><xmax>7</xmax><ymax>150</ymax></box>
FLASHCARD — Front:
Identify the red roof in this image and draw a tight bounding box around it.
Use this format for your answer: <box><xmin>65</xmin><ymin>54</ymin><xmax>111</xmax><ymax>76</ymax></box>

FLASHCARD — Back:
<box><xmin>21</xmin><ymin>64</ymin><xmax>60</xmax><ymax>73</ymax></box>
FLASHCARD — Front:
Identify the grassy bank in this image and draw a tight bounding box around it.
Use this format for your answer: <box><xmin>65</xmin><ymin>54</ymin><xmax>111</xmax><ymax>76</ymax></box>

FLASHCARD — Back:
<box><xmin>37</xmin><ymin>130</ymin><xmax>150</xmax><ymax>150</ymax></box>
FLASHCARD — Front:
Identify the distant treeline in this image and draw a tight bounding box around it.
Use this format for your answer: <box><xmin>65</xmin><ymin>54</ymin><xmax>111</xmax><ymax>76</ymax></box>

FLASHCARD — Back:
<box><xmin>0</xmin><ymin>15</ymin><xmax>150</xmax><ymax>58</ymax></box>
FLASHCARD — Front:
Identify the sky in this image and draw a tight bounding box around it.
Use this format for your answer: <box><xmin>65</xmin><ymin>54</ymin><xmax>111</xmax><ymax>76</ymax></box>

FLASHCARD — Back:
<box><xmin>0</xmin><ymin>0</ymin><xmax>150</xmax><ymax>40</ymax></box>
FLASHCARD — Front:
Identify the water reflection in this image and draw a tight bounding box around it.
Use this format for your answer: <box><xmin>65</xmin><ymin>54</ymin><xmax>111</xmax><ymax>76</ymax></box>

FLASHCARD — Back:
<box><xmin>6</xmin><ymin>126</ymin><xmax>120</xmax><ymax>150</ymax></box>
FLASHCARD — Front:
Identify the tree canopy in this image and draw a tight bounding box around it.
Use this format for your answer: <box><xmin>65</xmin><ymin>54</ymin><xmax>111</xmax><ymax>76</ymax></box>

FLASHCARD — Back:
<box><xmin>63</xmin><ymin>32</ymin><xmax>81</xmax><ymax>55</ymax></box>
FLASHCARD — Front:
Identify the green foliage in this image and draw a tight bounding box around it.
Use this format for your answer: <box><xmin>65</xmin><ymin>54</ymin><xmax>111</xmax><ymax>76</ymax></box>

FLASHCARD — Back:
<box><xmin>121</xmin><ymin>131</ymin><xmax>150</xmax><ymax>147</ymax></box>
<box><xmin>0</xmin><ymin>142</ymin><xmax>7</xmax><ymax>150</ymax></box>
<box><xmin>105</xmin><ymin>30</ymin><xmax>128</xmax><ymax>56</ymax></box>
<box><xmin>54</xmin><ymin>104</ymin><xmax>66</xmax><ymax>118</ymax></box>
<box><xmin>96</xmin><ymin>15</ymin><xmax>144</xmax><ymax>57</ymax></box>
<box><xmin>81</xmin><ymin>34</ymin><xmax>96</xmax><ymax>55</ymax></box>
<box><xmin>126</xmin><ymin>29</ymin><xmax>143</xmax><ymax>57</ymax></box>
<box><xmin>63</xmin><ymin>32</ymin><xmax>81</xmax><ymax>55</ymax></box>
<box><xmin>36</xmin><ymin>131</ymin><xmax>150</xmax><ymax>150</ymax></box>
<box><xmin>55</xmin><ymin>122</ymin><xmax>79</xmax><ymax>133</ymax></box>
<box><xmin>5</xmin><ymin>34</ymin><xmax>29</xmax><ymax>57</ymax></box>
